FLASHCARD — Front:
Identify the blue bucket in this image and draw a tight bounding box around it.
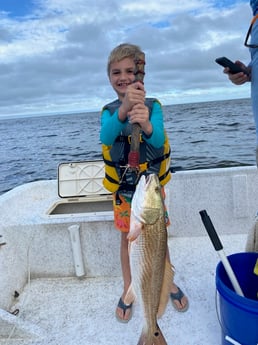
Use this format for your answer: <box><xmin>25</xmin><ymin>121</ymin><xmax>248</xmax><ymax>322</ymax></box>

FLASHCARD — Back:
<box><xmin>216</xmin><ymin>252</ymin><xmax>258</xmax><ymax>345</ymax></box>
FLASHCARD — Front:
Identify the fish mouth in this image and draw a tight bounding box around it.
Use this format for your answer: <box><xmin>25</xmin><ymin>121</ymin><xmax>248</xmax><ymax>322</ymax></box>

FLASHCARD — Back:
<box><xmin>145</xmin><ymin>174</ymin><xmax>160</xmax><ymax>189</ymax></box>
<box><xmin>145</xmin><ymin>174</ymin><xmax>152</xmax><ymax>185</ymax></box>
<box><xmin>131</xmin><ymin>174</ymin><xmax>162</xmax><ymax>225</ymax></box>
<box><xmin>134</xmin><ymin>174</ymin><xmax>161</xmax><ymax>205</ymax></box>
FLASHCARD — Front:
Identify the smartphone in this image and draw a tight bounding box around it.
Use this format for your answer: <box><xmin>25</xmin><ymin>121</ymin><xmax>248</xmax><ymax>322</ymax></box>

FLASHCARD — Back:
<box><xmin>215</xmin><ymin>57</ymin><xmax>249</xmax><ymax>75</ymax></box>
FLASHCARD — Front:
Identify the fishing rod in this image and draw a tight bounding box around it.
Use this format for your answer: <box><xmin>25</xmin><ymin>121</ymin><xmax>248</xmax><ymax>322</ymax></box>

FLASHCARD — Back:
<box><xmin>199</xmin><ymin>209</ymin><xmax>244</xmax><ymax>297</ymax></box>
<box><xmin>127</xmin><ymin>51</ymin><xmax>145</xmax><ymax>173</ymax></box>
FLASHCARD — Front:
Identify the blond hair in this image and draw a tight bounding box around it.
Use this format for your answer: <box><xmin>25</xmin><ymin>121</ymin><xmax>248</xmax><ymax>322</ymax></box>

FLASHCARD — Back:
<box><xmin>107</xmin><ymin>43</ymin><xmax>144</xmax><ymax>76</ymax></box>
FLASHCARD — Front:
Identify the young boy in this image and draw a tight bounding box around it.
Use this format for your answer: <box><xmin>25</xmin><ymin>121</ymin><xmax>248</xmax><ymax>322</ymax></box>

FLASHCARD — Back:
<box><xmin>100</xmin><ymin>43</ymin><xmax>189</xmax><ymax>322</ymax></box>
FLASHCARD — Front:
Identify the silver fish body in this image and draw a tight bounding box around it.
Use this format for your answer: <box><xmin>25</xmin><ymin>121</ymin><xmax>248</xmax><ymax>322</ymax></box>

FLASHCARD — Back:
<box><xmin>128</xmin><ymin>174</ymin><xmax>173</xmax><ymax>345</ymax></box>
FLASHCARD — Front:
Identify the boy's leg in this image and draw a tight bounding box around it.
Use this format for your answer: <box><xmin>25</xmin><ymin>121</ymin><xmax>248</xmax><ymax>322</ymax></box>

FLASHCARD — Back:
<box><xmin>116</xmin><ymin>232</ymin><xmax>133</xmax><ymax>322</ymax></box>
<box><xmin>166</xmin><ymin>246</ymin><xmax>189</xmax><ymax>312</ymax></box>
<box><xmin>120</xmin><ymin>232</ymin><xmax>131</xmax><ymax>296</ymax></box>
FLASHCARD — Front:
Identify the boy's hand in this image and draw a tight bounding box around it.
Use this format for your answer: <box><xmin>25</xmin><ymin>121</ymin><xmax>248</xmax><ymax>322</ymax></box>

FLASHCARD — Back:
<box><xmin>128</xmin><ymin>103</ymin><xmax>152</xmax><ymax>136</ymax></box>
<box><xmin>119</xmin><ymin>82</ymin><xmax>146</xmax><ymax>121</ymax></box>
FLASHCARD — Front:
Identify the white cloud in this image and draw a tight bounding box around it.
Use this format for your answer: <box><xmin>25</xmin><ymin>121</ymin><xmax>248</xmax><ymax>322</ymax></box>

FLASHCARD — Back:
<box><xmin>121</xmin><ymin>0</ymin><xmax>211</xmax><ymax>14</ymax></box>
<box><xmin>0</xmin><ymin>0</ymin><xmax>252</xmax><ymax>117</ymax></box>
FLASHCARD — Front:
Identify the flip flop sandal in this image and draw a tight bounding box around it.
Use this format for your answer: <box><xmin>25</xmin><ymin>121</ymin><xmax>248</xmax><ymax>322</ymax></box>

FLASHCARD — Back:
<box><xmin>116</xmin><ymin>297</ymin><xmax>133</xmax><ymax>323</ymax></box>
<box><xmin>170</xmin><ymin>286</ymin><xmax>189</xmax><ymax>312</ymax></box>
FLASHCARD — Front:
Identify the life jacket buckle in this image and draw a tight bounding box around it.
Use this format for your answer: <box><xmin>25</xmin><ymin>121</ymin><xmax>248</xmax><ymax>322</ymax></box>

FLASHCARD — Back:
<box><xmin>128</xmin><ymin>133</ymin><xmax>144</xmax><ymax>144</ymax></box>
<box><xmin>139</xmin><ymin>162</ymin><xmax>148</xmax><ymax>172</ymax></box>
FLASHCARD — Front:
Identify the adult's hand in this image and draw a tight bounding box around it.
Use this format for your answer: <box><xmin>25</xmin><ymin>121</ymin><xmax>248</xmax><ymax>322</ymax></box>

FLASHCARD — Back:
<box><xmin>224</xmin><ymin>60</ymin><xmax>251</xmax><ymax>85</ymax></box>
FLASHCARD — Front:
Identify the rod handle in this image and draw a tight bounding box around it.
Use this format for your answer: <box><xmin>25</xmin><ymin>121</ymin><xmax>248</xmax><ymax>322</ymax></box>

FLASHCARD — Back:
<box><xmin>199</xmin><ymin>210</ymin><xmax>223</xmax><ymax>251</ymax></box>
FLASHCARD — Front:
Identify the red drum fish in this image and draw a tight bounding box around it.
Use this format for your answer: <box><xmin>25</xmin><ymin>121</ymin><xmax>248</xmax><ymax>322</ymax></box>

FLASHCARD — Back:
<box><xmin>127</xmin><ymin>174</ymin><xmax>173</xmax><ymax>345</ymax></box>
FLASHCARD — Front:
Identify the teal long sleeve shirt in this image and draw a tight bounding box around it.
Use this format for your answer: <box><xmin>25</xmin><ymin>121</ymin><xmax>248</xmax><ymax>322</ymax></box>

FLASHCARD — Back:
<box><xmin>100</xmin><ymin>100</ymin><xmax>165</xmax><ymax>149</ymax></box>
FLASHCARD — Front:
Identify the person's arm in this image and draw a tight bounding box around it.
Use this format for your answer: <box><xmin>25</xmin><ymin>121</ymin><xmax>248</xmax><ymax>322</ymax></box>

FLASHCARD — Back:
<box><xmin>100</xmin><ymin>108</ymin><xmax>127</xmax><ymax>145</ymax></box>
<box><xmin>100</xmin><ymin>100</ymin><xmax>165</xmax><ymax>148</ymax></box>
<box><xmin>100</xmin><ymin>82</ymin><xmax>146</xmax><ymax>145</ymax></box>
<box><xmin>143</xmin><ymin>101</ymin><xmax>165</xmax><ymax>148</ymax></box>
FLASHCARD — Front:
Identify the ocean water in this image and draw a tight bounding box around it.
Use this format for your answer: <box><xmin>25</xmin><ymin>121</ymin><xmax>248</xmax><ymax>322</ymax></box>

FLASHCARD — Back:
<box><xmin>0</xmin><ymin>98</ymin><xmax>256</xmax><ymax>195</ymax></box>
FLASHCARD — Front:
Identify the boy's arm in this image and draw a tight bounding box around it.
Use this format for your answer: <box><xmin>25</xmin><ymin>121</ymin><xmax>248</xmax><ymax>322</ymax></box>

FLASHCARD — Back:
<box><xmin>100</xmin><ymin>108</ymin><xmax>126</xmax><ymax>145</ymax></box>
<box><xmin>100</xmin><ymin>100</ymin><xmax>165</xmax><ymax>148</ymax></box>
<box><xmin>143</xmin><ymin>101</ymin><xmax>165</xmax><ymax>148</ymax></box>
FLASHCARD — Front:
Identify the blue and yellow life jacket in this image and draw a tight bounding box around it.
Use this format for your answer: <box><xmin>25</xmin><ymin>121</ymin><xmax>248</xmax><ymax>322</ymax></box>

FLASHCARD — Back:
<box><xmin>101</xmin><ymin>98</ymin><xmax>171</xmax><ymax>193</ymax></box>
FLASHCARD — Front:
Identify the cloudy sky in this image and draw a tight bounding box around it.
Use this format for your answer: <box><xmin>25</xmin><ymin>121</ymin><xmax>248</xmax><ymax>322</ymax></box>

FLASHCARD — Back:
<box><xmin>0</xmin><ymin>0</ymin><xmax>253</xmax><ymax>117</ymax></box>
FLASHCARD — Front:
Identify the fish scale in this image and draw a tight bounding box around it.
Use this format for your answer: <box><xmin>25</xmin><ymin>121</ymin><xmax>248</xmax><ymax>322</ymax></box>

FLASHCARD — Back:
<box><xmin>141</xmin><ymin>221</ymin><xmax>167</xmax><ymax>327</ymax></box>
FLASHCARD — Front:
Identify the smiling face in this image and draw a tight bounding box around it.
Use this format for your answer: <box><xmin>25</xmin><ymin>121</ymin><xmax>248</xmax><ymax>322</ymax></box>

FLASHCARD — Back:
<box><xmin>109</xmin><ymin>57</ymin><xmax>135</xmax><ymax>100</ymax></box>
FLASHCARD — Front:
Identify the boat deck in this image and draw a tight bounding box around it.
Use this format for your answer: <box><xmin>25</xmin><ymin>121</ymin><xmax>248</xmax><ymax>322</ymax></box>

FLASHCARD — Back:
<box><xmin>1</xmin><ymin>233</ymin><xmax>247</xmax><ymax>345</ymax></box>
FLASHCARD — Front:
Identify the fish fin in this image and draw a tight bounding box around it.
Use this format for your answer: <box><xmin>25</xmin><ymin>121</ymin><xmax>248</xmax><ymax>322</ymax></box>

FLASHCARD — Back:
<box><xmin>123</xmin><ymin>283</ymin><xmax>136</xmax><ymax>306</ymax></box>
<box><xmin>157</xmin><ymin>259</ymin><xmax>174</xmax><ymax>318</ymax></box>
<box><xmin>137</xmin><ymin>324</ymin><xmax>168</xmax><ymax>345</ymax></box>
<box><xmin>127</xmin><ymin>212</ymin><xmax>143</xmax><ymax>241</ymax></box>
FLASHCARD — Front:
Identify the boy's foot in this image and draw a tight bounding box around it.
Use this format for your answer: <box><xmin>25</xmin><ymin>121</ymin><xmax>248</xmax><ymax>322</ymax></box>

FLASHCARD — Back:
<box><xmin>115</xmin><ymin>297</ymin><xmax>133</xmax><ymax>323</ymax></box>
<box><xmin>170</xmin><ymin>286</ymin><xmax>189</xmax><ymax>312</ymax></box>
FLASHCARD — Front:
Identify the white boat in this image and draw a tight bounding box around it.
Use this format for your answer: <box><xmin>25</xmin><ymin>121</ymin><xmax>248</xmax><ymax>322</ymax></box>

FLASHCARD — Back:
<box><xmin>0</xmin><ymin>161</ymin><xmax>257</xmax><ymax>345</ymax></box>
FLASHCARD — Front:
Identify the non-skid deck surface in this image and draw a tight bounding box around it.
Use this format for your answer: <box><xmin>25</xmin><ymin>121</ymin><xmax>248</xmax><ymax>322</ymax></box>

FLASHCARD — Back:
<box><xmin>2</xmin><ymin>234</ymin><xmax>246</xmax><ymax>345</ymax></box>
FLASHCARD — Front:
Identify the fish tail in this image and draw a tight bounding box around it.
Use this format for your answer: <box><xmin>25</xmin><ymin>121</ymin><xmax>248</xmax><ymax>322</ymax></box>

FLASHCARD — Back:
<box><xmin>137</xmin><ymin>324</ymin><xmax>167</xmax><ymax>345</ymax></box>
